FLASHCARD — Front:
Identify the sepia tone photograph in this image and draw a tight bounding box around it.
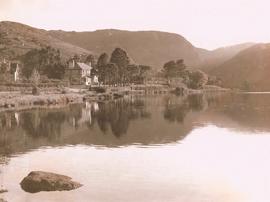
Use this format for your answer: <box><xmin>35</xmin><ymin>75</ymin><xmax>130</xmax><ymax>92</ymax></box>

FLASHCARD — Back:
<box><xmin>0</xmin><ymin>0</ymin><xmax>270</xmax><ymax>201</ymax></box>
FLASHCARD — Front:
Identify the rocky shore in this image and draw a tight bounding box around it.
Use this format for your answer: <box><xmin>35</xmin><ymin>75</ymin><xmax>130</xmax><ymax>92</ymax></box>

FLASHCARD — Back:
<box><xmin>0</xmin><ymin>189</ymin><xmax>7</xmax><ymax>202</ymax></box>
<box><xmin>20</xmin><ymin>171</ymin><xmax>82</xmax><ymax>193</ymax></box>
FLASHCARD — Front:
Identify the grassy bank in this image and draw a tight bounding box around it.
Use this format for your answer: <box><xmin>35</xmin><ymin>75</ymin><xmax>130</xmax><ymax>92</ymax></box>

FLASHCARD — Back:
<box><xmin>0</xmin><ymin>92</ymin><xmax>84</xmax><ymax>112</ymax></box>
<box><xmin>0</xmin><ymin>84</ymin><xmax>230</xmax><ymax>111</ymax></box>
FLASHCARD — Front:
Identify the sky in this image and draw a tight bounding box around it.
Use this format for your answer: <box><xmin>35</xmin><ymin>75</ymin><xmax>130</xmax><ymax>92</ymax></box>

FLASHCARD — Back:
<box><xmin>0</xmin><ymin>0</ymin><xmax>269</xmax><ymax>50</ymax></box>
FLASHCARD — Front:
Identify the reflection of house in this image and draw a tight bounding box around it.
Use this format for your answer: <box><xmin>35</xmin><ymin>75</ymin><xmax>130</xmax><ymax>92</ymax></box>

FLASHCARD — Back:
<box><xmin>65</xmin><ymin>60</ymin><xmax>98</xmax><ymax>86</ymax></box>
<box><xmin>77</xmin><ymin>102</ymin><xmax>99</xmax><ymax>126</ymax></box>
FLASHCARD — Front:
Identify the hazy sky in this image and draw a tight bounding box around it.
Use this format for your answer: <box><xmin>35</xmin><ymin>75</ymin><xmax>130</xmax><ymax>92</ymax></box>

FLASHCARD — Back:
<box><xmin>0</xmin><ymin>0</ymin><xmax>269</xmax><ymax>49</ymax></box>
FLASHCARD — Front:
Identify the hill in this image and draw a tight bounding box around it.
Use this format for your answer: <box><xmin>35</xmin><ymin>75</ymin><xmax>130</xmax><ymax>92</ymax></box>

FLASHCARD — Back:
<box><xmin>49</xmin><ymin>29</ymin><xmax>201</xmax><ymax>68</ymax></box>
<box><xmin>197</xmin><ymin>43</ymin><xmax>255</xmax><ymax>72</ymax></box>
<box><xmin>0</xmin><ymin>21</ymin><xmax>90</xmax><ymax>60</ymax></box>
<box><xmin>1</xmin><ymin>21</ymin><xmax>254</xmax><ymax>71</ymax></box>
<box><xmin>211</xmin><ymin>43</ymin><xmax>270</xmax><ymax>91</ymax></box>
<box><xmin>0</xmin><ymin>20</ymin><xmax>264</xmax><ymax>88</ymax></box>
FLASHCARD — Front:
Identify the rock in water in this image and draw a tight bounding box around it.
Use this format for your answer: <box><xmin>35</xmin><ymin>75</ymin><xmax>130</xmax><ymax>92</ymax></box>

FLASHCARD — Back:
<box><xmin>20</xmin><ymin>171</ymin><xmax>82</xmax><ymax>193</ymax></box>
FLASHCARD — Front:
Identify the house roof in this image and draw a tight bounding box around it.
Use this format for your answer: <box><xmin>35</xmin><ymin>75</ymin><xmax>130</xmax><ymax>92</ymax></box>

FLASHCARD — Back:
<box><xmin>77</xmin><ymin>63</ymin><xmax>92</xmax><ymax>71</ymax></box>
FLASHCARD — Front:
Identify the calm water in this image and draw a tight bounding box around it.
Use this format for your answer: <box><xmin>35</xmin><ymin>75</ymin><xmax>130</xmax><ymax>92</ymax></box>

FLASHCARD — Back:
<box><xmin>1</xmin><ymin>93</ymin><xmax>270</xmax><ymax>202</ymax></box>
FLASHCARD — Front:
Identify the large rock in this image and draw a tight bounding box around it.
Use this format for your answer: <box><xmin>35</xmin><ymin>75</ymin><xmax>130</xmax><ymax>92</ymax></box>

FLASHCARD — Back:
<box><xmin>0</xmin><ymin>190</ymin><xmax>7</xmax><ymax>194</ymax></box>
<box><xmin>20</xmin><ymin>171</ymin><xmax>82</xmax><ymax>193</ymax></box>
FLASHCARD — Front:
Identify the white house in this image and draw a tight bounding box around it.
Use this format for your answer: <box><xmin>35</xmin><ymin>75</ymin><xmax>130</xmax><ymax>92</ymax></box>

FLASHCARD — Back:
<box><xmin>65</xmin><ymin>60</ymin><xmax>99</xmax><ymax>86</ymax></box>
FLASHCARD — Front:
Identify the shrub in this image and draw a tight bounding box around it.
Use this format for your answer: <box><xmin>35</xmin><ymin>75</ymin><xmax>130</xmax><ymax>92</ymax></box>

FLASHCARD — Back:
<box><xmin>32</xmin><ymin>86</ymin><xmax>40</xmax><ymax>95</ymax></box>
<box><xmin>90</xmin><ymin>86</ymin><xmax>106</xmax><ymax>93</ymax></box>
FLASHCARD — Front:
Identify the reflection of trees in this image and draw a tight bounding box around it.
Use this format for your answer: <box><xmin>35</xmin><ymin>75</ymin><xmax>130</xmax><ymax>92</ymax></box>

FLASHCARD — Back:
<box><xmin>164</xmin><ymin>98</ymin><xmax>189</xmax><ymax>123</ymax></box>
<box><xmin>0</xmin><ymin>99</ymin><xmax>151</xmax><ymax>141</ymax></box>
<box><xmin>188</xmin><ymin>94</ymin><xmax>207</xmax><ymax>111</ymax></box>
<box><xmin>20</xmin><ymin>111</ymin><xmax>66</xmax><ymax>140</ymax></box>
<box><xmin>92</xmin><ymin>99</ymin><xmax>151</xmax><ymax>137</ymax></box>
<box><xmin>164</xmin><ymin>94</ymin><xmax>206</xmax><ymax>123</ymax></box>
<box><xmin>0</xmin><ymin>112</ymin><xmax>18</xmax><ymax>131</ymax></box>
<box><xmin>66</xmin><ymin>104</ymin><xmax>82</xmax><ymax>129</ymax></box>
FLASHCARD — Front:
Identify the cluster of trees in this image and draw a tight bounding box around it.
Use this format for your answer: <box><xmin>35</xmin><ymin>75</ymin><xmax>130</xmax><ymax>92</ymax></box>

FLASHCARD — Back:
<box><xmin>20</xmin><ymin>46</ymin><xmax>151</xmax><ymax>86</ymax></box>
<box><xmin>19</xmin><ymin>45</ymin><xmax>210</xmax><ymax>90</ymax></box>
<box><xmin>21</xmin><ymin>46</ymin><xmax>65</xmax><ymax>81</ymax></box>
<box><xmin>0</xmin><ymin>62</ymin><xmax>10</xmax><ymax>82</ymax></box>
<box><xmin>162</xmin><ymin>59</ymin><xmax>208</xmax><ymax>89</ymax></box>
<box><xmin>97</xmin><ymin>48</ymin><xmax>151</xmax><ymax>85</ymax></box>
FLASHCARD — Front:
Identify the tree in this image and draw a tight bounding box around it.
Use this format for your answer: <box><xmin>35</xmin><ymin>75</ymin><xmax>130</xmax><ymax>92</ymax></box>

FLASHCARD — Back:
<box><xmin>21</xmin><ymin>49</ymin><xmax>41</xmax><ymax>78</ymax></box>
<box><xmin>105</xmin><ymin>63</ymin><xmax>118</xmax><ymax>85</ymax></box>
<box><xmin>30</xmin><ymin>69</ymin><xmax>40</xmax><ymax>85</ymax></box>
<box><xmin>126</xmin><ymin>65</ymin><xmax>139</xmax><ymax>83</ymax></box>
<box><xmin>138</xmin><ymin>65</ymin><xmax>151</xmax><ymax>84</ymax></box>
<box><xmin>0</xmin><ymin>62</ymin><xmax>8</xmax><ymax>74</ymax></box>
<box><xmin>97</xmin><ymin>53</ymin><xmax>109</xmax><ymax>67</ymax></box>
<box><xmin>21</xmin><ymin>46</ymin><xmax>65</xmax><ymax>80</ymax></box>
<box><xmin>207</xmin><ymin>75</ymin><xmax>222</xmax><ymax>86</ymax></box>
<box><xmin>163</xmin><ymin>59</ymin><xmax>186</xmax><ymax>78</ymax></box>
<box><xmin>162</xmin><ymin>59</ymin><xmax>209</xmax><ymax>89</ymax></box>
<box><xmin>85</xmin><ymin>54</ymin><xmax>96</xmax><ymax>67</ymax></box>
<box><xmin>45</xmin><ymin>63</ymin><xmax>65</xmax><ymax>79</ymax></box>
<box><xmin>110</xmin><ymin>48</ymin><xmax>130</xmax><ymax>84</ymax></box>
<box><xmin>97</xmin><ymin>53</ymin><xmax>109</xmax><ymax>84</ymax></box>
<box><xmin>186</xmin><ymin>69</ymin><xmax>208</xmax><ymax>89</ymax></box>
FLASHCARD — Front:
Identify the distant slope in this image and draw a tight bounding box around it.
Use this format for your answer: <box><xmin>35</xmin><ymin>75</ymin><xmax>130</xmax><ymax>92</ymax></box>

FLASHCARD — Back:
<box><xmin>0</xmin><ymin>21</ymin><xmax>90</xmax><ymax>60</ymax></box>
<box><xmin>211</xmin><ymin>43</ymin><xmax>270</xmax><ymax>91</ymax></box>
<box><xmin>0</xmin><ymin>20</ymin><xmax>265</xmax><ymax>89</ymax></box>
<box><xmin>197</xmin><ymin>43</ymin><xmax>255</xmax><ymax>72</ymax></box>
<box><xmin>49</xmin><ymin>29</ymin><xmax>201</xmax><ymax>68</ymax></box>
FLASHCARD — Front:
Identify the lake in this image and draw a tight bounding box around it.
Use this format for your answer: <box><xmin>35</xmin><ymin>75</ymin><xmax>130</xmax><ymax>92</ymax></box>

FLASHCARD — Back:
<box><xmin>1</xmin><ymin>93</ymin><xmax>270</xmax><ymax>202</ymax></box>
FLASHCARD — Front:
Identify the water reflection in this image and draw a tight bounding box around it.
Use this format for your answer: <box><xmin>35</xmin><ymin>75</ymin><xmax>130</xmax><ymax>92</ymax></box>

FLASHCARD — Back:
<box><xmin>2</xmin><ymin>93</ymin><xmax>270</xmax><ymax>202</ymax></box>
<box><xmin>93</xmin><ymin>99</ymin><xmax>151</xmax><ymax>137</ymax></box>
<box><xmin>163</xmin><ymin>94</ymin><xmax>207</xmax><ymax>123</ymax></box>
<box><xmin>0</xmin><ymin>95</ymin><xmax>205</xmax><ymax>156</ymax></box>
<box><xmin>2</xmin><ymin>93</ymin><xmax>270</xmax><ymax>157</ymax></box>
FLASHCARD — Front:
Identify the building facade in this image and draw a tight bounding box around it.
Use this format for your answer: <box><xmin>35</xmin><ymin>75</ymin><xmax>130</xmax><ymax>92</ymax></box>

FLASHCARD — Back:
<box><xmin>65</xmin><ymin>60</ymin><xmax>98</xmax><ymax>86</ymax></box>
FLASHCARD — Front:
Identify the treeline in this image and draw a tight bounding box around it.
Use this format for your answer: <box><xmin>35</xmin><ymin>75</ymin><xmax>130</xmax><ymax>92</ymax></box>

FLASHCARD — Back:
<box><xmin>18</xmin><ymin>46</ymin><xmax>219</xmax><ymax>89</ymax></box>
<box><xmin>19</xmin><ymin>46</ymin><xmax>152</xmax><ymax>85</ymax></box>
<box><xmin>20</xmin><ymin>46</ymin><xmax>65</xmax><ymax>81</ymax></box>
<box><xmin>96</xmin><ymin>48</ymin><xmax>151</xmax><ymax>85</ymax></box>
<box><xmin>162</xmin><ymin>59</ymin><xmax>208</xmax><ymax>89</ymax></box>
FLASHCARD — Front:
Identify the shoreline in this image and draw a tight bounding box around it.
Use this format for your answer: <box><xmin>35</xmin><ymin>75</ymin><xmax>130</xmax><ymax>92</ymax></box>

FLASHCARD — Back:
<box><xmin>0</xmin><ymin>85</ymin><xmax>230</xmax><ymax>112</ymax></box>
<box><xmin>0</xmin><ymin>92</ymin><xmax>85</xmax><ymax>112</ymax></box>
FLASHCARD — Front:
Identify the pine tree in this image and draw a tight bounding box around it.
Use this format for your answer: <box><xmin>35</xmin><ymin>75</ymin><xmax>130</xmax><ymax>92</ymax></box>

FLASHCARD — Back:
<box><xmin>110</xmin><ymin>48</ymin><xmax>130</xmax><ymax>84</ymax></box>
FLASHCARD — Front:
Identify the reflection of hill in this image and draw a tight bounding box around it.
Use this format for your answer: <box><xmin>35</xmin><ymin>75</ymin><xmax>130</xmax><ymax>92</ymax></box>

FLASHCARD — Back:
<box><xmin>0</xmin><ymin>96</ymin><xmax>206</xmax><ymax>156</ymax></box>
<box><xmin>3</xmin><ymin>93</ymin><xmax>270</xmax><ymax>157</ymax></box>
<box><xmin>203</xmin><ymin>93</ymin><xmax>270</xmax><ymax>132</ymax></box>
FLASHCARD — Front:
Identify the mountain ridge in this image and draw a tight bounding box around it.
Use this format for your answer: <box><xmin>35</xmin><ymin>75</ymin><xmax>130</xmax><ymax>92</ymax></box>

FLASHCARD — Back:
<box><xmin>3</xmin><ymin>21</ymin><xmax>269</xmax><ymax>90</ymax></box>
<box><xmin>211</xmin><ymin>43</ymin><xmax>270</xmax><ymax>91</ymax></box>
<box><xmin>0</xmin><ymin>21</ymin><xmax>255</xmax><ymax>69</ymax></box>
